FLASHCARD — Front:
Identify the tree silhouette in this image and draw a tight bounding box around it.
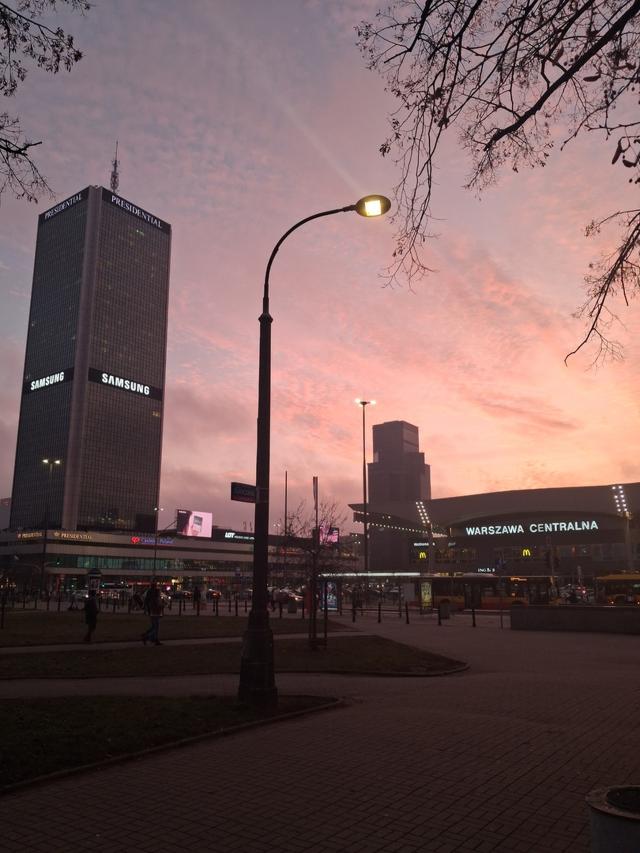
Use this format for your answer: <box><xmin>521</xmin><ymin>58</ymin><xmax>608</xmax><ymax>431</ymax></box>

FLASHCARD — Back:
<box><xmin>357</xmin><ymin>0</ymin><xmax>640</xmax><ymax>360</ymax></box>
<box><xmin>0</xmin><ymin>0</ymin><xmax>89</xmax><ymax>203</ymax></box>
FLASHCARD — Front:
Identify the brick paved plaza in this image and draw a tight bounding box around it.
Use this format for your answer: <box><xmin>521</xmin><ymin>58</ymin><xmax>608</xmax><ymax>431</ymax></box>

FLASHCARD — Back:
<box><xmin>1</xmin><ymin>611</ymin><xmax>639</xmax><ymax>852</ymax></box>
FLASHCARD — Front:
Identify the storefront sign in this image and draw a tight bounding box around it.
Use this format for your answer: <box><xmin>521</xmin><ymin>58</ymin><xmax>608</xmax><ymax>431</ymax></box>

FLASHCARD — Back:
<box><xmin>464</xmin><ymin>520</ymin><xmax>600</xmax><ymax>536</ymax></box>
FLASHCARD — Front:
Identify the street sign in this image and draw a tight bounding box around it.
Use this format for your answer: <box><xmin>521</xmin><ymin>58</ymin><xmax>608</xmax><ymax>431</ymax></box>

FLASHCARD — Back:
<box><xmin>230</xmin><ymin>482</ymin><xmax>257</xmax><ymax>503</ymax></box>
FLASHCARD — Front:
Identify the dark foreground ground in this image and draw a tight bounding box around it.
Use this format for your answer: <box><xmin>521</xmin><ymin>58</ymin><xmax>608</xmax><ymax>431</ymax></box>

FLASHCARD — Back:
<box><xmin>1</xmin><ymin>609</ymin><xmax>638</xmax><ymax>852</ymax></box>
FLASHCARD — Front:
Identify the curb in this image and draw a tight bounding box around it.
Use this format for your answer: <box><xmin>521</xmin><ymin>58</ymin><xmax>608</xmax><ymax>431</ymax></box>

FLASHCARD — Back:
<box><xmin>1</xmin><ymin>695</ymin><xmax>345</xmax><ymax>796</ymax></box>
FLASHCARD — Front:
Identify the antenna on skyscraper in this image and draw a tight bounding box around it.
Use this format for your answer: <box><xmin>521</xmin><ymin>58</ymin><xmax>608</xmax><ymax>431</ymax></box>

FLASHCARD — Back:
<box><xmin>110</xmin><ymin>141</ymin><xmax>120</xmax><ymax>193</ymax></box>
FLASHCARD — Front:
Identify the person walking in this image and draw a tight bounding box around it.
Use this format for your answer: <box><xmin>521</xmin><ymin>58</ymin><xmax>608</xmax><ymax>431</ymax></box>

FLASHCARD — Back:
<box><xmin>83</xmin><ymin>589</ymin><xmax>98</xmax><ymax>643</ymax></box>
<box><xmin>141</xmin><ymin>580</ymin><xmax>163</xmax><ymax>645</ymax></box>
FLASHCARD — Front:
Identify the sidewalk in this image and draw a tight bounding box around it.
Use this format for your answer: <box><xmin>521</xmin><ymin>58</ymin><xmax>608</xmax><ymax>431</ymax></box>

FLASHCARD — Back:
<box><xmin>1</xmin><ymin>612</ymin><xmax>638</xmax><ymax>851</ymax></box>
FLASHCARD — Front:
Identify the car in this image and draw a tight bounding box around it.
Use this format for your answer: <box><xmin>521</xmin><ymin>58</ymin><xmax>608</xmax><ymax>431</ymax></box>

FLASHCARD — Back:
<box><xmin>207</xmin><ymin>589</ymin><xmax>222</xmax><ymax>600</ymax></box>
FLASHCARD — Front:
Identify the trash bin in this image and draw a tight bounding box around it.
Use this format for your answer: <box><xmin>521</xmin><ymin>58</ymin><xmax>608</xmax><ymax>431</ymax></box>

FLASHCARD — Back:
<box><xmin>587</xmin><ymin>787</ymin><xmax>640</xmax><ymax>852</ymax></box>
<box><xmin>439</xmin><ymin>600</ymin><xmax>450</xmax><ymax>619</ymax></box>
<box><xmin>287</xmin><ymin>600</ymin><xmax>297</xmax><ymax>614</ymax></box>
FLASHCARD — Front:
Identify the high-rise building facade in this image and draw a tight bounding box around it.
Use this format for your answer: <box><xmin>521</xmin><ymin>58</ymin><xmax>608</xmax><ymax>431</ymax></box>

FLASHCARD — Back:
<box><xmin>368</xmin><ymin>420</ymin><xmax>430</xmax><ymax>504</ymax></box>
<box><xmin>10</xmin><ymin>186</ymin><xmax>171</xmax><ymax>532</ymax></box>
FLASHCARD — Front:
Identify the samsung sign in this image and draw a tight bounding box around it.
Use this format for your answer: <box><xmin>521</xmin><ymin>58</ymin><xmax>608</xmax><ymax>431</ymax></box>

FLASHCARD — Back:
<box><xmin>464</xmin><ymin>520</ymin><xmax>599</xmax><ymax>536</ymax></box>
<box><xmin>24</xmin><ymin>368</ymin><xmax>74</xmax><ymax>394</ymax></box>
<box><xmin>89</xmin><ymin>368</ymin><xmax>163</xmax><ymax>400</ymax></box>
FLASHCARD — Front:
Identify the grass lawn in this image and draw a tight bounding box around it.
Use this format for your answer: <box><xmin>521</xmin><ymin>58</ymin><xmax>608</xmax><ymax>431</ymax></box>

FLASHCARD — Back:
<box><xmin>0</xmin><ymin>635</ymin><xmax>465</xmax><ymax>679</ymax></box>
<box><xmin>0</xmin><ymin>610</ymin><xmax>341</xmax><ymax>646</ymax></box>
<box><xmin>0</xmin><ymin>694</ymin><xmax>332</xmax><ymax>789</ymax></box>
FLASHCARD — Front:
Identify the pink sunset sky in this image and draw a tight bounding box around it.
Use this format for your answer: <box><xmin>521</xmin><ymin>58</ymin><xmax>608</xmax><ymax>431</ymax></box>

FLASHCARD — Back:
<box><xmin>1</xmin><ymin>0</ymin><xmax>639</xmax><ymax>533</ymax></box>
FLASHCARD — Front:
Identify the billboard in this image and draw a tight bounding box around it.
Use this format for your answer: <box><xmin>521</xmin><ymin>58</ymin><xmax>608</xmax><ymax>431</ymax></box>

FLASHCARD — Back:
<box><xmin>176</xmin><ymin>509</ymin><xmax>213</xmax><ymax>538</ymax></box>
<box><xmin>319</xmin><ymin>525</ymin><xmax>339</xmax><ymax>545</ymax></box>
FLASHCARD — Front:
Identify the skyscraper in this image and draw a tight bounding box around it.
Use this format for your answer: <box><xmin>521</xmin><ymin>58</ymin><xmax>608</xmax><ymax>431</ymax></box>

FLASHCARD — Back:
<box><xmin>368</xmin><ymin>420</ymin><xmax>430</xmax><ymax>504</ymax></box>
<box><xmin>10</xmin><ymin>186</ymin><xmax>171</xmax><ymax>532</ymax></box>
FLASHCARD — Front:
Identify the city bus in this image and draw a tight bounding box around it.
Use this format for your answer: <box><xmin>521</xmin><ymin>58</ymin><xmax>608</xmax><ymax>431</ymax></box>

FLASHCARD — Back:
<box><xmin>594</xmin><ymin>574</ymin><xmax>640</xmax><ymax>606</ymax></box>
<box><xmin>420</xmin><ymin>574</ymin><xmax>557</xmax><ymax>611</ymax></box>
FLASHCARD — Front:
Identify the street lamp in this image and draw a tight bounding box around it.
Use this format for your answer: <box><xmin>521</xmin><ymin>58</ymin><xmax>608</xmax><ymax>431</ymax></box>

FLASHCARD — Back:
<box><xmin>153</xmin><ymin>506</ymin><xmax>164</xmax><ymax>578</ymax></box>
<box><xmin>238</xmin><ymin>194</ymin><xmax>391</xmax><ymax>707</ymax></box>
<box><xmin>41</xmin><ymin>458</ymin><xmax>61</xmax><ymax>594</ymax></box>
<box><xmin>355</xmin><ymin>399</ymin><xmax>376</xmax><ymax>580</ymax></box>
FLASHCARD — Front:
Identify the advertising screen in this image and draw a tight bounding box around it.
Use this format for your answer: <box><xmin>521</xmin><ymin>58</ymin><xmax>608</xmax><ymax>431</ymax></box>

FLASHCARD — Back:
<box><xmin>319</xmin><ymin>525</ymin><xmax>339</xmax><ymax>545</ymax></box>
<box><xmin>176</xmin><ymin>509</ymin><xmax>213</xmax><ymax>538</ymax></box>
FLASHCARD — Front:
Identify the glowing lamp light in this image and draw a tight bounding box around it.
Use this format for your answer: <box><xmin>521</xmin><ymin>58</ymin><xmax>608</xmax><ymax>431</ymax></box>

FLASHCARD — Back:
<box><xmin>354</xmin><ymin>195</ymin><xmax>391</xmax><ymax>218</ymax></box>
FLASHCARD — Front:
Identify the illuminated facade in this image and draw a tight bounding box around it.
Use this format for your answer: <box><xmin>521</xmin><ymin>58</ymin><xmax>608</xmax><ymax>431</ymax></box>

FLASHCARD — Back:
<box><xmin>352</xmin><ymin>482</ymin><xmax>639</xmax><ymax>580</ymax></box>
<box><xmin>10</xmin><ymin>187</ymin><xmax>171</xmax><ymax>532</ymax></box>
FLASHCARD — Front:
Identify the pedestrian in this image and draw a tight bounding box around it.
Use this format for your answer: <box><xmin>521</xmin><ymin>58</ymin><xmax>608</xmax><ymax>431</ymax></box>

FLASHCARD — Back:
<box><xmin>193</xmin><ymin>585</ymin><xmax>201</xmax><ymax>608</ymax></box>
<box><xmin>83</xmin><ymin>589</ymin><xmax>98</xmax><ymax>643</ymax></box>
<box><xmin>141</xmin><ymin>580</ymin><xmax>163</xmax><ymax>646</ymax></box>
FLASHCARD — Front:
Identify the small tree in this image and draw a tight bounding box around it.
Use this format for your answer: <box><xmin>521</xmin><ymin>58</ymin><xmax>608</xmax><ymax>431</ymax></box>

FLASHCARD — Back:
<box><xmin>0</xmin><ymin>0</ymin><xmax>89</xmax><ymax>203</ymax></box>
<box><xmin>357</xmin><ymin>0</ymin><xmax>640</xmax><ymax>360</ymax></box>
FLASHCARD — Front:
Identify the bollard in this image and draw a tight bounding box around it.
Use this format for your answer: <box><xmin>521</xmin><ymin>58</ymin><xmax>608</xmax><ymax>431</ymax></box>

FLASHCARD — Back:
<box><xmin>196</xmin><ymin>600</ymin><xmax>200</xmax><ymax>617</ymax></box>
<box><xmin>378</xmin><ymin>601</ymin><xmax>382</xmax><ymax>623</ymax></box>
<box><xmin>34</xmin><ymin>594</ymin><xmax>38</xmax><ymax>610</ymax></box>
<box><xmin>22</xmin><ymin>593</ymin><xmax>26</xmax><ymax>610</ymax></box>
<box><xmin>113</xmin><ymin>598</ymin><xmax>117</xmax><ymax>614</ymax></box>
<box><xmin>437</xmin><ymin>604</ymin><xmax>442</xmax><ymax>626</ymax></box>
<box><xmin>215</xmin><ymin>598</ymin><xmax>219</xmax><ymax>616</ymax></box>
<box><xmin>472</xmin><ymin>607</ymin><xmax>476</xmax><ymax>627</ymax></box>
<box><xmin>57</xmin><ymin>593</ymin><xmax>62</xmax><ymax>612</ymax></box>
<box><xmin>244</xmin><ymin>598</ymin><xmax>247</xmax><ymax>613</ymax></box>
<box><xmin>179</xmin><ymin>598</ymin><xmax>183</xmax><ymax>616</ymax></box>
<box><xmin>301</xmin><ymin>601</ymin><xmax>305</xmax><ymax>620</ymax></box>
<box><xmin>228</xmin><ymin>595</ymin><xmax>232</xmax><ymax>613</ymax></box>
<box><xmin>405</xmin><ymin>602</ymin><xmax>410</xmax><ymax>624</ymax></box>
<box><xmin>278</xmin><ymin>601</ymin><xmax>283</xmax><ymax>619</ymax></box>
<box><xmin>352</xmin><ymin>603</ymin><xmax>356</xmax><ymax>623</ymax></box>
<box><xmin>1</xmin><ymin>593</ymin><xmax>5</xmax><ymax>629</ymax></box>
<box><xmin>235</xmin><ymin>596</ymin><xmax>239</xmax><ymax>617</ymax></box>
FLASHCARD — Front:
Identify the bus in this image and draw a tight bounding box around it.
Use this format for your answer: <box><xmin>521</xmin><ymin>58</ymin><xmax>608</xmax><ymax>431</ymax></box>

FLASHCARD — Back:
<box><xmin>420</xmin><ymin>574</ymin><xmax>557</xmax><ymax>611</ymax></box>
<box><xmin>594</xmin><ymin>574</ymin><xmax>640</xmax><ymax>606</ymax></box>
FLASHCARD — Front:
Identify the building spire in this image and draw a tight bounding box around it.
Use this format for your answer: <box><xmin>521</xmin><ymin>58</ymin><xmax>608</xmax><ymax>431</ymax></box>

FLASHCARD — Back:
<box><xmin>110</xmin><ymin>141</ymin><xmax>120</xmax><ymax>193</ymax></box>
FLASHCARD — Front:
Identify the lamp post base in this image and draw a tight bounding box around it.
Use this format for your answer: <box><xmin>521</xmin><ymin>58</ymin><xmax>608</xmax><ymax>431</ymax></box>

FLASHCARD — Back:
<box><xmin>238</xmin><ymin>610</ymin><xmax>278</xmax><ymax>709</ymax></box>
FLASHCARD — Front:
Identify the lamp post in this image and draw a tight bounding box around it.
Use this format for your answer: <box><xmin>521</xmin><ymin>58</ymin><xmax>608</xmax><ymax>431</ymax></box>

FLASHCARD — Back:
<box><xmin>153</xmin><ymin>506</ymin><xmax>164</xmax><ymax>578</ymax></box>
<box><xmin>41</xmin><ymin>458</ymin><xmax>61</xmax><ymax>595</ymax></box>
<box><xmin>355</xmin><ymin>399</ymin><xmax>376</xmax><ymax>580</ymax></box>
<box><xmin>238</xmin><ymin>194</ymin><xmax>391</xmax><ymax>707</ymax></box>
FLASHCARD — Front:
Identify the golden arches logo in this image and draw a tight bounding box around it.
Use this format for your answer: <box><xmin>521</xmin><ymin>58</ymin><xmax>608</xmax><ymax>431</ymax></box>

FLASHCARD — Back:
<box><xmin>522</xmin><ymin>548</ymin><xmax>531</xmax><ymax>557</ymax></box>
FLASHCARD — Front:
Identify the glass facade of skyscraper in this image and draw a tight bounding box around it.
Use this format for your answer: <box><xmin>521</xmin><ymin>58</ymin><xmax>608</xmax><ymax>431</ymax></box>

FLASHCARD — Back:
<box><xmin>10</xmin><ymin>187</ymin><xmax>171</xmax><ymax>532</ymax></box>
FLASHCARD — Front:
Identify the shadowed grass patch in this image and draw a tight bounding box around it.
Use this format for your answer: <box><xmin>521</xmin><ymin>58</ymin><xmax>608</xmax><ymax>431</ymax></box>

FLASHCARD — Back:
<box><xmin>0</xmin><ymin>636</ymin><xmax>464</xmax><ymax>679</ymax></box>
<box><xmin>0</xmin><ymin>694</ymin><xmax>332</xmax><ymax>789</ymax></box>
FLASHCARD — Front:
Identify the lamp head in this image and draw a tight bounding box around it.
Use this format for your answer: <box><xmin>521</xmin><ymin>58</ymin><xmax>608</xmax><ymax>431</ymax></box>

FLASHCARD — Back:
<box><xmin>354</xmin><ymin>195</ymin><xmax>391</xmax><ymax>218</ymax></box>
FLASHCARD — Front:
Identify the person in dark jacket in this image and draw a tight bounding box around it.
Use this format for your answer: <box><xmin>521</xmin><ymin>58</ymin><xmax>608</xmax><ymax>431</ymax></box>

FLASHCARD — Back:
<box><xmin>141</xmin><ymin>580</ymin><xmax>164</xmax><ymax>645</ymax></box>
<box><xmin>83</xmin><ymin>590</ymin><xmax>98</xmax><ymax>643</ymax></box>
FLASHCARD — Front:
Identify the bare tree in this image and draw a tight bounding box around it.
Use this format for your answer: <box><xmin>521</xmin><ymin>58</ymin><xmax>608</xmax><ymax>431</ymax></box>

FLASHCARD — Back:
<box><xmin>0</xmin><ymin>0</ymin><xmax>89</xmax><ymax>203</ymax></box>
<box><xmin>278</xmin><ymin>499</ymin><xmax>352</xmax><ymax>579</ymax></box>
<box><xmin>357</xmin><ymin>0</ymin><xmax>640</xmax><ymax>360</ymax></box>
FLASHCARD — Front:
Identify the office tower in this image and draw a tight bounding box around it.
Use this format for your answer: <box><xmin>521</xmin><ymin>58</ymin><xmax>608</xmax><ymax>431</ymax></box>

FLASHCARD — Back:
<box><xmin>368</xmin><ymin>420</ymin><xmax>430</xmax><ymax>504</ymax></box>
<box><xmin>10</xmin><ymin>186</ymin><xmax>171</xmax><ymax>532</ymax></box>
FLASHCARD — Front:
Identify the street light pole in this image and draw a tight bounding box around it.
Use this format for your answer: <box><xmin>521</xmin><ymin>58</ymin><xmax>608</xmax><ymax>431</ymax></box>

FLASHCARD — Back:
<box><xmin>41</xmin><ymin>458</ymin><xmax>61</xmax><ymax>595</ymax></box>
<box><xmin>238</xmin><ymin>195</ymin><xmax>391</xmax><ymax>708</ymax></box>
<box><xmin>153</xmin><ymin>506</ymin><xmax>163</xmax><ymax>579</ymax></box>
<box><xmin>355</xmin><ymin>400</ymin><xmax>375</xmax><ymax>578</ymax></box>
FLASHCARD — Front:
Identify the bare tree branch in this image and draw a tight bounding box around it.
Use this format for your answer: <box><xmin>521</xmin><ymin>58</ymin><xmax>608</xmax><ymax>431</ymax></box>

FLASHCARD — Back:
<box><xmin>357</xmin><ymin>0</ymin><xmax>640</xmax><ymax>362</ymax></box>
<box><xmin>0</xmin><ymin>1</ymin><xmax>89</xmax><ymax>203</ymax></box>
